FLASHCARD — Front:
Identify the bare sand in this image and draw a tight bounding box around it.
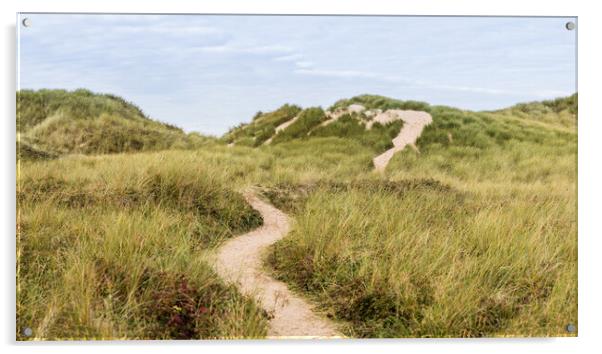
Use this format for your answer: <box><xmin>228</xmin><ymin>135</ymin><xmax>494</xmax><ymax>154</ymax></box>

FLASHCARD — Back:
<box><xmin>372</xmin><ymin>110</ymin><xmax>433</xmax><ymax>172</ymax></box>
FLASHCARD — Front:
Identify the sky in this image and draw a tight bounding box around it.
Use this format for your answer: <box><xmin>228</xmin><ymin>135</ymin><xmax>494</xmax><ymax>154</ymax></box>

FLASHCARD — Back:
<box><xmin>18</xmin><ymin>14</ymin><xmax>577</xmax><ymax>136</ymax></box>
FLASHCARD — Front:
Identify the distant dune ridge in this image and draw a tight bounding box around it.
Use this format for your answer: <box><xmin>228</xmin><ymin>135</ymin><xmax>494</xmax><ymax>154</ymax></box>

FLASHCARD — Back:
<box><xmin>17</xmin><ymin>89</ymin><xmax>209</xmax><ymax>160</ymax></box>
<box><xmin>17</xmin><ymin>89</ymin><xmax>577</xmax><ymax>161</ymax></box>
<box><xmin>224</xmin><ymin>93</ymin><xmax>577</xmax><ymax>172</ymax></box>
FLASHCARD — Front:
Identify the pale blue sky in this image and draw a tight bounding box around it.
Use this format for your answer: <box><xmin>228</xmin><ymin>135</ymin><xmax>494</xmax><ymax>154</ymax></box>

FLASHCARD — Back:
<box><xmin>18</xmin><ymin>14</ymin><xmax>577</xmax><ymax>136</ymax></box>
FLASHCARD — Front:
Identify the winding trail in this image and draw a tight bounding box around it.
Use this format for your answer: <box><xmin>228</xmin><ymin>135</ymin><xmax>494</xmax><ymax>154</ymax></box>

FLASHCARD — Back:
<box><xmin>373</xmin><ymin>110</ymin><xmax>433</xmax><ymax>172</ymax></box>
<box><xmin>213</xmin><ymin>190</ymin><xmax>341</xmax><ymax>338</ymax></box>
<box><xmin>214</xmin><ymin>108</ymin><xmax>431</xmax><ymax>337</ymax></box>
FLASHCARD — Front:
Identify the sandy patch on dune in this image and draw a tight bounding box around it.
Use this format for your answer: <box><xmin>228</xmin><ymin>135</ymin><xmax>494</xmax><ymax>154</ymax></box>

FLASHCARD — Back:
<box><xmin>372</xmin><ymin>110</ymin><xmax>432</xmax><ymax>172</ymax></box>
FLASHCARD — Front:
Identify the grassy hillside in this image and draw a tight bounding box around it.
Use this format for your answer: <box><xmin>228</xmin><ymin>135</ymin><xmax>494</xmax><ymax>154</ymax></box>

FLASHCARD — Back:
<box><xmin>225</xmin><ymin>96</ymin><xmax>436</xmax><ymax>153</ymax></box>
<box><xmin>270</xmin><ymin>107</ymin><xmax>326</xmax><ymax>144</ymax></box>
<box><xmin>311</xmin><ymin>114</ymin><xmax>403</xmax><ymax>152</ymax></box>
<box><xmin>329</xmin><ymin>94</ymin><xmax>431</xmax><ymax>112</ymax></box>
<box><xmin>264</xmin><ymin>94</ymin><xmax>577</xmax><ymax>337</ymax></box>
<box><xmin>17</xmin><ymin>91</ymin><xmax>577</xmax><ymax>339</ymax></box>
<box><xmin>17</xmin><ymin>153</ymin><xmax>267</xmax><ymax>339</ymax></box>
<box><xmin>224</xmin><ymin>104</ymin><xmax>301</xmax><ymax>146</ymax></box>
<box><xmin>504</xmin><ymin>93</ymin><xmax>577</xmax><ymax>115</ymax></box>
<box><xmin>491</xmin><ymin>93</ymin><xmax>578</xmax><ymax>128</ymax></box>
<box><xmin>17</xmin><ymin>89</ymin><xmax>209</xmax><ymax>158</ymax></box>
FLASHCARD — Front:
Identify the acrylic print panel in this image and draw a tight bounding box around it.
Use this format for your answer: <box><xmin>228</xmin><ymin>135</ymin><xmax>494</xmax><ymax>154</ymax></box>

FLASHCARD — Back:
<box><xmin>16</xmin><ymin>13</ymin><xmax>577</xmax><ymax>340</ymax></box>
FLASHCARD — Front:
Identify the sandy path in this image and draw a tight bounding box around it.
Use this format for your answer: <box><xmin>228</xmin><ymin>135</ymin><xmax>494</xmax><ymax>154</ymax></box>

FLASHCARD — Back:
<box><xmin>263</xmin><ymin>115</ymin><xmax>300</xmax><ymax>145</ymax></box>
<box><xmin>213</xmin><ymin>190</ymin><xmax>341</xmax><ymax>338</ymax></box>
<box><xmin>373</xmin><ymin>110</ymin><xmax>432</xmax><ymax>172</ymax></box>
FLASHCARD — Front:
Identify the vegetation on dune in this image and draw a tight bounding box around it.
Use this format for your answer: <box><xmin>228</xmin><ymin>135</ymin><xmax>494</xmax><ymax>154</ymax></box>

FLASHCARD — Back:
<box><xmin>415</xmin><ymin>105</ymin><xmax>573</xmax><ymax>151</ymax></box>
<box><xmin>260</xmin><ymin>178</ymin><xmax>454</xmax><ymax>214</ymax></box>
<box><xmin>395</xmin><ymin>102</ymin><xmax>577</xmax><ymax>185</ymax></box>
<box><xmin>223</xmin><ymin>104</ymin><xmax>301</xmax><ymax>146</ymax></box>
<box><xmin>17</xmin><ymin>91</ymin><xmax>577</xmax><ymax>339</ymax></box>
<box><xmin>270</xmin><ymin>107</ymin><xmax>326</xmax><ymax>144</ymax></box>
<box><xmin>224</xmin><ymin>95</ymin><xmax>430</xmax><ymax>152</ymax></box>
<box><xmin>267</xmin><ymin>180</ymin><xmax>575</xmax><ymax>337</ymax></box>
<box><xmin>17</xmin><ymin>138</ymin><xmax>58</xmax><ymax>161</ymax></box>
<box><xmin>506</xmin><ymin>93</ymin><xmax>578</xmax><ymax>115</ymax></box>
<box><xmin>264</xmin><ymin>96</ymin><xmax>577</xmax><ymax>337</ymax></box>
<box><xmin>17</xmin><ymin>89</ymin><xmax>211</xmax><ymax>158</ymax></box>
<box><xmin>226</xmin><ymin>94</ymin><xmax>428</xmax><ymax>152</ymax></box>
<box><xmin>310</xmin><ymin>113</ymin><xmax>403</xmax><ymax>152</ymax></box>
<box><xmin>490</xmin><ymin>93</ymin><xmax>578</xmax><ymax>128</ymax></box>
<box><xmin>17</xmin><ymin>154</ymin><xmax>267</xmax><ymax>339</ymax></box>
<box><xmin>17</xmin><ymin>88</ymin><xmax>151</xmax><ymax>132</ymax></box>
<box><xmin>329</xmin><ymin>94</ymin><xmax>430</xmax><ymax>112</ymax></box>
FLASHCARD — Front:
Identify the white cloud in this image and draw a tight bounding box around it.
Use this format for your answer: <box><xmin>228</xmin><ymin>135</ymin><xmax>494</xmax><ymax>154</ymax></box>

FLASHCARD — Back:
<box><xmin>420</xmin><ymin>82</ymin><xmax>509</xmax><ymax>95</ymax></box>
<box><xmin>114</xmin><ymin>24</ymin><xmax>222</xmax><ymax>36</ymax></box>
<box><xmin>294</xmin><ymin>68</ymin><xmax>387</xmax><ymax>80</ymax></box>
<box><xmin>418</xmin><ymin>82</ymin><xmax>570</xmax><ymax>98</ymax></box>
<box><xmin>295</xmin><ymin>67</ymin><xmax>562</xmax><ymax>98</ymax></box>
<box><xmin>273</xmin><ymin>54</ymin><xmax>303</xmax><ymax>62</ymax></box>
<box><xmin>294</xmin><ymin>61</ymin><xmax>313</xmax><ymax>68</ymax></box>
<box><xmin>196</xmin><ymin>44</ymin><xmax>293</xmax><ymax>55</ymax></box>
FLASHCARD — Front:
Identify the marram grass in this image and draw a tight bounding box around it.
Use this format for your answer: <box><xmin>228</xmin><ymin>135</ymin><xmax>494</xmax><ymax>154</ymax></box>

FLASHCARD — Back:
<box><xmin>17</xmin><ymin>91</ymin><xmax>577</xmax><ymax>339</ymax></box>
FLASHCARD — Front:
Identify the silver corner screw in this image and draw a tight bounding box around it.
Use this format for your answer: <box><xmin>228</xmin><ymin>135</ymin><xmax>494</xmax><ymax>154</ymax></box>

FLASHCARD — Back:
<box><xmin>23</xmin><ymin>327</ymin><xmax>32</xmax><ymax>337</ymax></box>
<box><xmin>22</xmin><ymin>17</ymin><xmax>31</xmax><ymax>28</ymax></box>
<box><xmin>565</xmin><ymin>21</ymin><xmax>575</xmax><ymax>31</ymax></box>
<box><xmin>566</xmin><ymin>323</ymin><xmax>576</xmax><ymax>333</ymax></box>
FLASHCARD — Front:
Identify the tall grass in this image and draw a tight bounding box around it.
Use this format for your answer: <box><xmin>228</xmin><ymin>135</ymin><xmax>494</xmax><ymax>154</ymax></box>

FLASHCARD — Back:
<box><xmin>265</xmin><ymin>101</ymin><xmax>577</xmax><ymax>337</ymax></box>
<box><xmin>268</xmin><ymin>181</ymin><xmax>576</xmax><ymax>337</ymax></box>
<box><xmin>17</xmin><ymin>92</ymin><xmax>577</xmax><ymax>339</ymax></box>
<box><xmin>17</xmin><ymin>153</ymin><xmax>267</xmax><ymax>339</ymax></box>
<box><xmin>16</xmin><ymin>140</ymin><xmax>379</xmax><ymax>339</ymax></box>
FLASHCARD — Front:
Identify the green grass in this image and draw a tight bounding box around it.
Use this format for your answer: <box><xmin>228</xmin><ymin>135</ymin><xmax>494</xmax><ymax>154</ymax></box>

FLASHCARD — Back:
<box><xmin>16</xmin><ymin>139</ymin><xmax>378</xmax><ymax>340</ymax></box>
<box><xmin>310</xmin><ymin>113</ymin><xmax>403</xmax><ymax>152</ymax></box>
<box><xmin>504</xmin><ymin>93</ymin><xmax>578</xmax><ymax>115</ymax></box>
<box><xmin>267</xmin><ymin>180</ymin><xmax>575</xmax><ymax>337</ymax></box>
<box><xmin>17</xmin><ymin>89</ymin><xmax>210</xmax><ymax>157</ymax></box>
<box><xmin>329</xmin><ymin>94</ymin><xmax>430</xmax><ymax>112</ymax></box>
<box><xmin>17</xmin><ymin>153</ymin><xmax>267</xmax><ymax>339</ymax></box>
<box><xmin>263</xmin><ymin>96</ymin><xmax>577</xmax><ymax>338</ymax></box>
<box><xmin>271</xmin><ymin>107</ymin><xmax>326</xmax><ymax>144</ymax></box>
<box><xmin>17</xmin><ymin>92</ymin><xmax>577</xmax><ymax>339</ymax></box>
<box><xmin>224</xmin><ymin>104</ymin><xmax>301</xmax><ymax>146</ymax></box>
